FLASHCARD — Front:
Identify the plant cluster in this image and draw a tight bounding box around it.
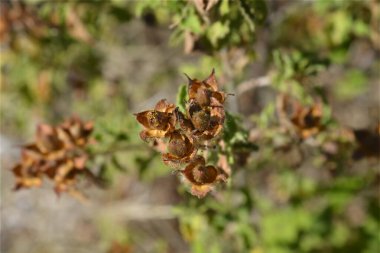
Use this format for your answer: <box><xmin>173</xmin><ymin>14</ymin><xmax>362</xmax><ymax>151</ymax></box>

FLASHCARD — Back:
<box><xmin>3</xmin><ymin>0</ymin><xmax>379</xmax><ymax>252</ymax></box>
<box><xmin>12</xmin><ymin>118</ymin><xmax>94</xmax><ymax>196</ymax></box>
<box><xmin>135</xmin><ymin>70</ymin><xmax>229</xmax><ymax>198</ymax></box>
<box><xmin>277</xmin><ymin>95</ymin><xmax>323</xmax><ymax>139</ymax></box>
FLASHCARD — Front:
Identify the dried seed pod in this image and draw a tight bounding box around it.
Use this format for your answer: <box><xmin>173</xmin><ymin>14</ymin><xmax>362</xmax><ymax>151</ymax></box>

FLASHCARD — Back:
<box><xmin>174</xmin><ymin>107</ymin><xmax>194</xmax><ymax>133</ymax></box>
<box><xmin>12</xmin><ymin>118</ymin><xmax>94</xmax><ymax>196</ymax></box>
<box><xmin>352</xmin><ymin>124</ymin><xmax>380</xmax><ymax>160</ymax></box>
<box><xmin>135</xmin><ymin>99</ymin><xmax>176</xmax><ymax>141</ymax></box>
<box><xmin>186</xmin><ymin>69</ymin><xmax>227</xmax><ymax>107</ymax></box>
<box><xmin>133</xmin><ymin>70</ymin><xmax>231</xmax><ymax>198</ymax></box>
<box><xmin>35</xmin><ymin>124</ymin><xmax>64</xmax><ymax>154</ymax></box>
<box><xmin>57</xmin><ymin>117</ymin><xmax>94</xmax><ymax>148</ymax></box>
<box><xmin>162</xmin><ymin>131</ymin><xmax>196</xmax><ymax>168</ymax></box>
<box><xmin>137</xmin><ymin>111</ymin><xmax>172</xmax><ymax>130</ymax></box>
<box><xmin>186</xmin><ymin>100</ymin><xmax>225</xmax><ymax>141</ymax></box>
<box><xmin>12</xmin><ymin>151</ymin><xmax>44</xmax><ymax>190</ymax></box>
<box><xmin>291</xmin><ymin>102</ymin><xmax>322</xmax><ymax>139</ymax></box>
<box><xmin>180</xmin><ymin>155</ymin><xmax>224</xmax><ymax>198</ymax></box>
<box><xmin>187</xmin><ymin>101</ymin><xmax>211</xmax><ymax>132</ymax></box>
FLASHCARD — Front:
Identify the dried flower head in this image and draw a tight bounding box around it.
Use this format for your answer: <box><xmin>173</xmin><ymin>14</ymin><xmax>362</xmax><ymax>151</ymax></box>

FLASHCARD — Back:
<box><xmin>134</xmin><ymin>69</ymin><xmax>230</xmax><ymax>198</ymax></box>
<box><xmin>291</xmin><ymin>102</ymin><xmax>322</xmax><ymax>139</ymax></box>
<box><xmin>181</xmin><ymin>156</ymin><xmax>225</xmax><ymax>198</ymax></box>
<box><xmin>162</xmin><ymin>131</ymin><xmax>196</xmax><ymax>167</ymax></box>
<box><xmin>186</xmin><ymin>69</ymin><xmax>226</xmax><ymax>107</ymax></box>
<box><xmin>187</xmin><ymin>101</ymin><xmax>211</xmax><ymax>132</ymax></box>
<box><xmin>12</xmin><ymin>117</ymin><xmax>94</xmax><ymax>197</ymax></box>
<box><xmin>135</xmin><ymin>99</ymin><xmax>176</xmax><ymax>141</ymax></box>
<box><xmin>352</xmin><ymin>124</ymin><xmax>380</xmax><ymax>160</ymax></box>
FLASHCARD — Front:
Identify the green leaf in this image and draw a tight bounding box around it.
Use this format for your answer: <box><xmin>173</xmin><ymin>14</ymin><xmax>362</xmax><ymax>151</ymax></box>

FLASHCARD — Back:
<box><xmin>262</xmin><ymin>208</ymin><xmax>299</xmax><ymax>244</ymax></box>
<box><xmin>183</xmin><ymin>12</ymin><xmax>203</xmax><ymax>35</ymax></box>
<box><xmin>330</xmin><ymin>10</ymin><xmax>352</xmax><ymax>45</ymax></box>
<box><xmin>219</xmin><ymin>0</ymin><xmax>229</xmax><ymax>16</ymax></box>
<box><xmin>335</xmin><ymin>69</ymin><xmax>368</xmax><ymax>99</ymax></box>
<box><xmin>223</xmin><ymin>112</ymin><xmax>239</xmax><ymax>143</ymax></box>
<box><xmin>353</xmin><ymin>20</ymin><xmax>370</xmax><ymax>36</ymax></box>
<box><xmin>239</xmin><ymin>0</ymin><xmax>267</xmax><ymax>26</ymax></box>
<box><xmin>207</xmin><ymin>21</ymin><xmax>230</xmax><ymax>46</ymax></box>
<box><xmin>176</xmin><ymin>84</ymin><xmax>188</xmax><ymax>113</ymax></box>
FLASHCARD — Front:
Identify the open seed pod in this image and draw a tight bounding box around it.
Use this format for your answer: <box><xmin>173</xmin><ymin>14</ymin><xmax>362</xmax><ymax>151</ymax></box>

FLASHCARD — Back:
<box><xmin>352</xmin><ymin>124</ymin><xmax>380</xmax><ymax>160</ymax></box>
<box><xmin>133</xmin><ymin>70</ymin><xmax>231</xmax><ymax>198</ymax></box>
<box><xmin>180</xmin><ymin>155</ymin><xmax>225</xmax><ymax>198</ymax></box>
<box><xmin>50</xmin><ymin>157</ymin><xmax>88</xmax><ymax>195</ymax></box>
<box><xmin>187</xmin><ymin>100</ymin><xmax>225</xmax><ymax>141</ymax></box>
<box><xmin>187</xmin><ymin>101</ymin><xmax>211</xmax><ymax>132</ymax></box>
<box><xmin>186</xmin><ymin>69</ymin><xmax>227</xmax><ymax>107</ymax></box>
<box><xmin>12</xmin><ymin>118</ymin><xmax>93</xmax><ymax>197</ymax></box>
<box><xmin>34</xmin><ymin>124</ymin><xmax>66</xmax><ymax>158</ymax></box>
<box><xmin>174</xmin><ymin>107</ymin><xmax>194</xmax><ymax>133</ymax></box>
<box><xmin>186</xmin><ymin>69</ymin><xmax>226</xmax><ymax>106</ymax></box>
<box><xmin>12</xmin><ymin>150</ymin><xmax>44</xmax><ymax>190</ymax></box>
<box><xmin>290</xmin><ymin>102</ymin><xmax>323</xmax><ymax>139</ymax></box>
<box><xmin>57</xmin><ymin>117</ymin><xmax>94</xmax><ymax>148</ymax></box>
<box><xmin>135</xmin><ymin>99</ymin><xmax>176</xmax><ymax>141</ymax></box>
<box><xmin>162</xmin><ymin>131</ymin><xmax>197</xmax><ymax>168</ymax></box>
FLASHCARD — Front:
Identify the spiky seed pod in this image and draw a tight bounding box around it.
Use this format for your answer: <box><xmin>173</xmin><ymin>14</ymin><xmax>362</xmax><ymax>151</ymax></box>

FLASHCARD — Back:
<box><xmin>186</xmin><ymin>69</ymin><xmax>227</xmax><ymax>107</ymax></box>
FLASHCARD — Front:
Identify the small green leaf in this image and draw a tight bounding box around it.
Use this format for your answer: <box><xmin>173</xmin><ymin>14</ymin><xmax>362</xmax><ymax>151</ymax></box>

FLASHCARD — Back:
<box><xmin>219</xmin><ymin>0</ymin><xmax>229</xmax><ymax>16</ymax></box>
<box><xmin>207</xmin><ymin>21</ymin><xmax>230</xmax><ymax>46</ymax></box>
<box><xmin>335</xmin><ymin>69</ymin><xmax>367</xmax><ymax>99</ymax></box>
<box><xmin>183</xmin><ymin>12</ymin><xmax>202</xmax><ymax>35</ymax></box>
<box><xmin>176</xmin><ymin>84</ymin><xmax>188</xmax><ymax>113</ymax></box>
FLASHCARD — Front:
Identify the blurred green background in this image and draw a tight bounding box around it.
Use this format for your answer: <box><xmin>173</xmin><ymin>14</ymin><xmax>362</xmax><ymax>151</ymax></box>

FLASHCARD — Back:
<box><xmin>1</xmin><ymin>0</ymin><xmax>379</xmax><ymax>253</ymax></box>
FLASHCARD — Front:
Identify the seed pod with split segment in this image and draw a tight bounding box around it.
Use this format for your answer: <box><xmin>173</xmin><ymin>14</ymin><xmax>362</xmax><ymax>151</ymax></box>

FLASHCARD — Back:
<box><xmin>186</xmin><ymin>69</ymin><xmax>227</xmax><ymax>107</ymax></box>
<box><xmin>187</xmin><ymin>101</ymin><xmax>211</xmax><ymax>132</ymax></box>
<box><xmin>291</xmin><ymin>101</ymin><xmax>322</xmax><ymax>139</ymax></box>
<box><xmin>180</xmin><ymin>155</ymin><xmax>225</xmax><ymax>198</ymax></box>
<box><xmin>135</xmin><ymin>99</ymin><xmax>176</xmax><ymax>141</ymax></box>
<box><xmin>162</xmin><ymin>131</ymin><xmax>197</xmax><ymax>168</ymax></box>
<box><xmin>187</xmin><ymin>100</ymin><xmax>225</xmax><ymax>141</ymax></box>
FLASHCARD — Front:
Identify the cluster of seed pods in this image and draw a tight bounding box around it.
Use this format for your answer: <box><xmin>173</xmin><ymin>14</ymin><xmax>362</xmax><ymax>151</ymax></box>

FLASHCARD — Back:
<box><xmin>135</xmin><ymin>70</ymin><xmax>229</xmax><ymax>198</ymax></box>
<box><xmin>279</xmin><ymin>95</ymin><xmax>323</xmax><ymax>139</ymax></box>
<box><xmin>12</xmin><ymin>118</ymin><xmax>94</xmax><ymax>196</ymax></box>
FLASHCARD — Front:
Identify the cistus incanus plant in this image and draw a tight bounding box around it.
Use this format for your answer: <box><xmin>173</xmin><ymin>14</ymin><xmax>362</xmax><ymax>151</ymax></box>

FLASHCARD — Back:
<box><xmin>12</xmin><ymin>117</ymin><xmax>94</xmax><ymax>197</ymax></box>
<box><xmin>135</xmin><ymin>69</ymin><xmax>229</xmax><ymax>198</ymax></box>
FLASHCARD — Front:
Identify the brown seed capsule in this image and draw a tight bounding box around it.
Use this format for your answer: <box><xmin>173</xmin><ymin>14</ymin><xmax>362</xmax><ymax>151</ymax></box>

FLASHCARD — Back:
<box><xmin>168</xmin><ymin>133</ymin><xmax>189</xmax><ymax>158</ymax></box>
<box><xmin>162</xmin><ymin>131</ymin><xmax>196</xmax><ymax>168</ymax></box>
<box><xmin>58</xmin><ymin>117</ymin><xmax>94</xmax><ymax>148</ymax></box>
<box><xmin>181</xmin><ymin>155</ymin><xmax>223</xmax><ymax>198</ymax></box>
<box><xmin>138</xmin><ymin>111</ymin><xmax>171</xmax><ymax>130</ymax></box>
<box><xmin>134</xmin><ymin>99</ymin><xmax>176</xmax><ymax>141</ymax></box>
<box><xmin>11</xmin><ymin>118</ymin><xmax>93</xmax><ymax>197</ymax></box>
<box><xmin>186</xmin><ymin>69</ymin><xmax>227</xmax><ymax>107</ymax></box>
<box><xmin>188</xmin><ymin>101</ymin><xmax>211</xmax><ymax>132</ymax></box>
<box><xmin>174</xmin><ymin>107</ymin><xmax>194</xmax><ymax>133</ymax></box>
<box><xmin>352</xmin><ymin>124</ymin><xmax>380</xmax><ymax>160</ymax></box>
<box><xmin>290</xmin><ymin>101</ymin><xmax>322</xmax><ymax>139</ymax></box>
<box><xmin>35</xmin><ymin>124</ymin><xmax>64</xmax><ymax>154</ymax></box>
